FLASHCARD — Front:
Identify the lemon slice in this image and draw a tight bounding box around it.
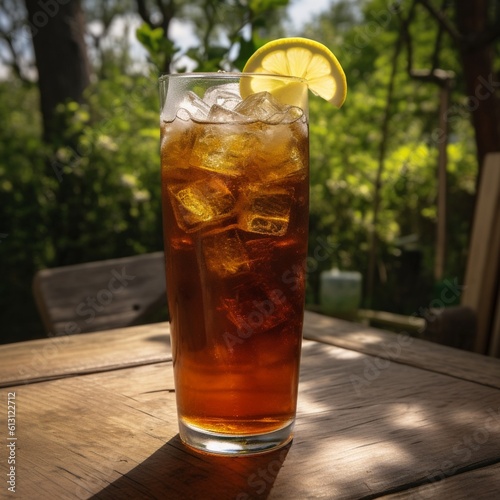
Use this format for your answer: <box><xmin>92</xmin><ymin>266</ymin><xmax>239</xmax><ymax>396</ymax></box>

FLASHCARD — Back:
<box><xmin>241</xmin><ymin>37</ymin><xmax>347</xmax><ymax>108</ymax></box>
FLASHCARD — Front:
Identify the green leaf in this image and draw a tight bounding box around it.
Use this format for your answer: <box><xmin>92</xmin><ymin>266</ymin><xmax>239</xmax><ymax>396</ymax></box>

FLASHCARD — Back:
<box><xmin>233</xmin><ymin>37</ymin><xmax>256</xmax><ymax>71</ymax></box>
<box><xmin>135</xmin><ymin>23</ymin><xmax>175</xmax><ymax>69</ymax></box>
<box><xmin>250</xmin><ymin>0</ymin><xmax>289</xmax><ymax>16</ymax></box>
<box><xmin>135</xmin><ymin>23</ymin><xmax>158</xmax><ymax>52</ymax></box>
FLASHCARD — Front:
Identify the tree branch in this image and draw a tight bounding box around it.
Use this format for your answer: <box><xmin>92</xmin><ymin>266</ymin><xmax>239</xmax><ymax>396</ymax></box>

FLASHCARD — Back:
<box><xmin>417</xmin><ymin>0</ymin><xmax>462</xmax><ymax>42</ymax></box>
<box><xmin>155</xmin><ymin>0</ymin><xmax>175</xmax><ymax>34</ymax></box>
<box><xmin>396</xmin><ymin>0</ymin><xmax>418</xmax><ymax>75</ymax></box>
<box><xmin>0</xmin><ymin>30</ymin><xmax>29</xmax><ymax>83</ymax></box>
<box><xmin>366</xmin><ymin>20</ymin><xmax>406</xmax><ymax>306</ymax></box>
<box><xmin>409</xmin><ymin>68</ymin><xmax>455</xmax><ymax>85</ymax></box>
<box><xmin>398</xmin><ymin>0</ymin><xmax>454</xmax><ymax>86</ymax></box>
<box><xmin>430</xmin><ymin>0</ymin><xmax>449</xmax><ymax>70</ymax></box>
<box><xmin>135</xmin><ymin>0</ymin><xmax>153</xmax><ymax>28</ymax></box>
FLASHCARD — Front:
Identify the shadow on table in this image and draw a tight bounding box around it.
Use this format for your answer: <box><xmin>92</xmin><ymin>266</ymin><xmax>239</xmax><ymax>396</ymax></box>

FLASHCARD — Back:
<box><xmin>91</xmin><ymin>435</ymin><xmax>291</xmax><ymax>500</ymax></box>
<box><xmin>92</xmin><ymin>333</ymin><xmax>500</xmax><ymax>499</ymax></box>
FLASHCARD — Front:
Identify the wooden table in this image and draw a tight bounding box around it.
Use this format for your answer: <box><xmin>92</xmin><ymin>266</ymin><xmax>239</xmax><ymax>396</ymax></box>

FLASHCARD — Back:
<box><xmin>1</xmin><ymin>311</ymin><xmax>500</xmax><ymax>499</ymax></box>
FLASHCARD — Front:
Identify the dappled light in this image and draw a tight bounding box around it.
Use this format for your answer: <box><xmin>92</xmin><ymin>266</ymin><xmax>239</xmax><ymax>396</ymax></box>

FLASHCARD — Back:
<box><xmin>1</xmin><ymin>312</ymin><xmax>499</xmax><ymax>498</ymax></box>
<box><xmin>0</xmin><ymin>1</ymin><xmax>499</xmax><ymax>498</ymax></box>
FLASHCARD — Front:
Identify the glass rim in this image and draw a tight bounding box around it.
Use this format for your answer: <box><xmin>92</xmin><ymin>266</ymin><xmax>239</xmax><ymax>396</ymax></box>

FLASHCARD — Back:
<box><xmin>158</xmin><ymin>72</ymin><xmax>307</xmax><ymax>85</ymax></box>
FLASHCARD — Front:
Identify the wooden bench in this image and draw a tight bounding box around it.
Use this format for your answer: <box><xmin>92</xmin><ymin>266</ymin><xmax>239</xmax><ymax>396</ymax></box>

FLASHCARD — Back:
<box><xmin>357</xmin><ymin>308</ymin><xmax>425</xmax><ymax>334</ymax></box>
<box><xmin>33</xmin><ymin>252</ymin><xmax>168</xmax><ymax>336</ymax></box>
<box><xmin>462</xmin><ymin>152</ymin><xmax>500</xmax><ymax>356</ymax></box>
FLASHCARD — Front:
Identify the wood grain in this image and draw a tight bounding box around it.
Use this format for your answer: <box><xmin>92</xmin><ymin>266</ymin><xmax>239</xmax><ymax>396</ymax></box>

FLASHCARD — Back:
<box><xmin>0</xmin><ymin>322</ymin><xmax>170</xmax><ymax>387</ymax></box>
<box><xmin>3</xmin><ymin>311</ymin><xmax>500</xmax><ymax>391</ymax></box>
<box><xmin>380</xmin><ymin>462</ymin><xmax>500</xmax><ymax>500</ymax></box>
<box><xmin>2</xmin><ymin>340</ymin><xmax>500</xmax><ymax>499</ymax></box>
<box><xmin>33</xmin><ymin>252</ymin><xmax>167</xmax><ymax>335</ymax></box>
<box><xmin>461</xmin><ymin>152</ymin><xmax>500</xmax><ymax>354</ymax></box>
<box><xmin>302</xmin><ymin>310</ymin><xmax>500</xmax><ymax>390</ymax></box>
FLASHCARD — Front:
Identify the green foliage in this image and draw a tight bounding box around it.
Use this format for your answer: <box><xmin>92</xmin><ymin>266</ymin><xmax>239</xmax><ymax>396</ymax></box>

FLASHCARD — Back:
<box><xmin>303</xmin><ymin>0</ymin><xmax>477</xmax><ymax>311</ymax></box>
<box><xmin>250</xmin><ymin>0</ymin><xmax>289</xmax><ymax>16</ymax></box>
<box><xmin>134</xmin><ymin>0</ymin><xmax>289</xmax><ymax>73</ymax></box>
<box><xmin>0</xmin><ymin>0</ymin><xmax>293</xmax><ymax>343</ymax></box>
<box><xmin>0</xmin><ymin>70</ymin><xmax>162</xmax><ymax>341</ymax></box>
<box><xmin>0</xmin><ymin>0</ymin><xmax>485</xmax><ymax>342</ymax></box>
<box><xmin>136</xmin><ymin>24</ymin><xmax>176</xmax><ymax>71</ymax></box>
<box><xmin>0</xmin><ymin>81</ymin><xmax>54</xmax><ymax>340</ymax></box>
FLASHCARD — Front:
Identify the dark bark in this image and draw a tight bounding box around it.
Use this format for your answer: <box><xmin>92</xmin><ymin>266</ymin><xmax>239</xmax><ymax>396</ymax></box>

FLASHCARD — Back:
<box><xmin>418</xmin><ymin>0</ymin><xmax>500</xmax><ymax>174</ymax></box>
<box><xmin>24</xmin><ymin>0</ymin><xmax>91</xmax><ymax>142</ymax></box>
<box><xmin>455</xmin><ymin>0</ymin><xmax>500</xmax><ymax>173</ymax></box>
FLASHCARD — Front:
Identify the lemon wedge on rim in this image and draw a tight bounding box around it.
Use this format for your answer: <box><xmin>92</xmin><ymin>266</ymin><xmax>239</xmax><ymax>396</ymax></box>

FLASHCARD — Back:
<box><xmin>241</xmin><ymin>37</ymin><xmax>347</xmax><ymax>108</ymax></box>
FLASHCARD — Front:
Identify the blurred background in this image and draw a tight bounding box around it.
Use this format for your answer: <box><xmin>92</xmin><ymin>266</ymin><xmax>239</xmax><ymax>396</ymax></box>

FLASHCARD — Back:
<box><xmin>0</xmin><ymin>0</ymin><xmax>499</xmax><ymax>345</ymax></box>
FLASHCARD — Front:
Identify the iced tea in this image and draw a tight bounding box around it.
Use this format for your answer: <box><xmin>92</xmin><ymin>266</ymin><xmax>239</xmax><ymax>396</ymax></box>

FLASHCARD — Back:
<box><xmin>160</xmin><ymin>74</ymin><xmax>309</xmax><ymax>454</ymax></box>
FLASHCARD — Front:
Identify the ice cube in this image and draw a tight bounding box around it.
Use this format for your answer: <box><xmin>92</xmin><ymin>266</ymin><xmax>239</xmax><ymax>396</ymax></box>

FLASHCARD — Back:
<box><xmin>168</xmin><ymin>177</ymin><xmax>235</xmax><ymax>232</ymax></box>
<box><xmin>176</xmin><ymin>91</ymin><xmax>210</xmax><ymax>121</ymax></box>
<box><xmin>201</xmin><ymin>228</ymin><xmax>251</xmax><ymax>278</ymax></box>
<box><xmin>235</xmin><ymin>91</ymin><xmax>283</xmax><ymax>122</ymax></box>
<box><xmin>238</xmin><ymin>186</ymin><xmax>294</xmax><ymax>236</ymax></box>
<box><xmin>207</xmin><ymin>104</ymin><xmax>249</xmax><ymax>123</ymax></box>
<box><xmin>221</xmin><ymin>282</ymin><xmax>290</xmax><ymax>336</ymax></box>
<box><xmin>236</xmin><ymin>90</ymin><xmax>306</xmax><ymax>124</ymax></box>
<box><xmin>203</xmin><ymin>83</ymin><xmax>242</xmax><ymax>110</ymax></box>
<box><xmin>278</xmin><ymin>106</ymin><xmax>304</xmax><ymax>124</ymax></box>
<box><xmin>161</xmin><ymin>119</ymin><xmax>195</xmax><ymax>172</ymax></box>
<box><xmin>251</xmin><ymin>121</ymin><xmax>307</xmax><ymax>181</ymax></box>
<box><xmin>170</xmin><ymin>234</ymin><xmax>194</xmax><ymax>250</ymax></box>
<box><xmin>190</xmin><ymin>124</ymin><xmax>258</xmax><ymax>176</ymax></box>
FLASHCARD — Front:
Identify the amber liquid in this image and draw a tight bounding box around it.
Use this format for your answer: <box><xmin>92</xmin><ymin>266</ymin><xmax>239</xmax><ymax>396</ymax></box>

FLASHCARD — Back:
<box><xmin>161</xmin><ymin>111</ymin><xmax>308</xmax><ymax>436</ymax></box>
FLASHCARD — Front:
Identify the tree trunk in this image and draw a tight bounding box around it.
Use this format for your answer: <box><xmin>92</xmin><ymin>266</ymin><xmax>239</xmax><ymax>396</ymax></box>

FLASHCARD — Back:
<box><xmin>24</xmin><ymin>0</ymin><xmax>91</xmax><ymax>142</ymax></box>
<box><xmin>455</xmin><ymin>0</ymin><xmax>500</xmax><ymax>175</ymax></box>
<box><xmin>366</xmin><ymin>27</ymin><xmax>404</xmax><ymax>307</ymax></box>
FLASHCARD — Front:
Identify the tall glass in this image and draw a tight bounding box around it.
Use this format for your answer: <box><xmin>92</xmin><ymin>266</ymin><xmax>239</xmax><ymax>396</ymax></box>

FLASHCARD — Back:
<box><xmin>159</xmin><ymin>73</ymin><xmax>309</xmax><ymax>455</ymax></box>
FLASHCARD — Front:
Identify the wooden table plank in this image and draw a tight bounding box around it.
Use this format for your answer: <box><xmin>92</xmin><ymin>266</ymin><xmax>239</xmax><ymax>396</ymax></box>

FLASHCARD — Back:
<box><xmin>4</xmin><ymin>311</ymin><xmax>499</xmax><ymax>390</ymax></box>
<box><xmin>3</xmin><ymin>340</ymin><xmax>499</xmax><ymax>499</ymax></box>
<box><xmin>380</xmin><ymin>462</ymin><xmax>500</xmax><ymax>499</ymax></box>
<box><xmin>0</xmin><ymin>322</ymin><xmax>170</xmax><ymax>387</ymax></box>
<box><xmin>303</xmin><ymin>310</ymin><xmax>500</xmax><ymax>389</ymax></box>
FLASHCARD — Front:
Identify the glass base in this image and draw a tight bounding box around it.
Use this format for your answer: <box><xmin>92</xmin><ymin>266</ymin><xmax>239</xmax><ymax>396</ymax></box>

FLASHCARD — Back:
<box><xmin>178</xmin><ymin>418</ymin><xmax>295</xmax><ymax>456</ymax></box>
